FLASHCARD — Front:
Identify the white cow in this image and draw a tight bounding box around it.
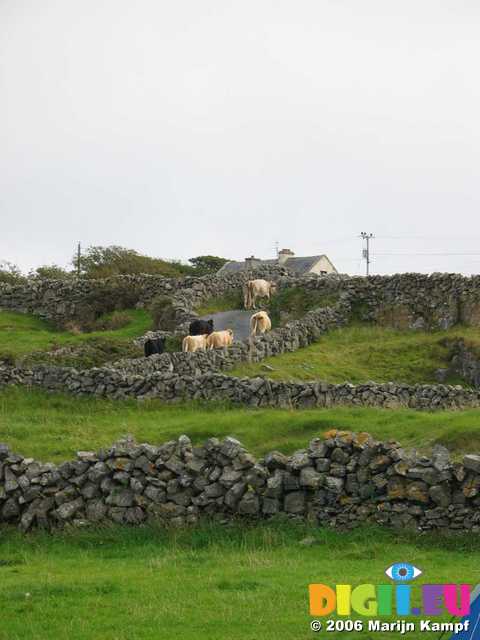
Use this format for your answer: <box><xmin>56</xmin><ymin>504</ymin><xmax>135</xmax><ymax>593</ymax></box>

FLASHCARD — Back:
<box><xmin>182</xmin><ymin>334</ymin><xmax>208</xmax><ymax>353</ymax></box>
<box><xmin>250</xmin><ymin>311</ymin><xmax>272</xmax><ymax>336</ymax></box>
<box><xmin>206</xmin><ymin>329</ymin><xmax>234</xmax><ymax>349</ymax></box>
<box><xmin>243</xmin><ymin>279</ymin><xmax>277</xmax><ymax>310</ymax></box>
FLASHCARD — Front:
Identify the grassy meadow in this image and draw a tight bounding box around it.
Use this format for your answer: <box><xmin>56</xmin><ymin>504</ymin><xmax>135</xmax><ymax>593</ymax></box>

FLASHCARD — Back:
<box><xmin>2</xmin><ymin>306</ymin><xmax>480</xmax><ymax>640</ymax></box>
<box><xmin>2</xmin><ymin>387</ymin><xmax>480</xmax><ymax>462</ymax></box>
<box><xmin>0</xmin><ymin>309</ymin><xmax>152</xmax><ymax>358</ymax></box>
<box><xmin>230</xmin><ymin>324</ymin><xmax>480</xmax><ymax>385</ymax></box>
<box><xmin>0</xmin><ymin>522</ymin><xmax>479</xmax><ymax>640</ymax></box>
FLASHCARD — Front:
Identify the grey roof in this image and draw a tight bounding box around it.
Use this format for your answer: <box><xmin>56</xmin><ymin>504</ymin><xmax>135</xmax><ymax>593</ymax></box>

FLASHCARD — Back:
<box><xmin>219</xmin><ymin>261</ymin><xmax>250</xmax><ymax>273</ymax></box>
<box><xmin>283</xmin><ymin>256</ymin><xmax>322</xmax><ymax>273</ymax></box>
<box><xmin>219</xmin><ymin>255</ymin><xmax>335</xmax><ymax>274</ymax></box>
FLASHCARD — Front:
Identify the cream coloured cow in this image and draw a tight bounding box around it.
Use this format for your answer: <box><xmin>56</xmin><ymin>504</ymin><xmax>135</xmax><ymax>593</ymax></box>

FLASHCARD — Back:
<box><xmin>243</xmin><ymin>279</ymin><xmax>277</xmax><ymax>310</ymax></box>
<box><xmin>206</xmin><ymin>329</ymin><xmax>234</xmax><ymax>349</ymax></box>
<box><xmin>250</xmin><ymin>311</ymin><xmax>272</xmax><ymax>336</ymax></box>
<box><xmin>182</xmin><ymin>334</ymin><xmax>208</xmax><ymax>353</ymax></box>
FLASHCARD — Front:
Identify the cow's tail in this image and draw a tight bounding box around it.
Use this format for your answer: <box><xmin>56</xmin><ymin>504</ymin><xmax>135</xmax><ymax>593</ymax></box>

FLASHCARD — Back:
<box><xmin>250</xmin><ymin>315</ymin><xmax>258</xmax><ymax>337</ymax></box>
<box><xmin>182</xmin><ymin>336</ymin><xmax>189</xmax><ymax>352</ymax></box>
<box><xmin>245</xmin><ymin>282</ymin><xmax>254</xmax><ymax>309</ymax></box>
<box><xmin>243</xmin><ymin>283</ymin><xmax>250</xmax><ymax>309</ymax></box>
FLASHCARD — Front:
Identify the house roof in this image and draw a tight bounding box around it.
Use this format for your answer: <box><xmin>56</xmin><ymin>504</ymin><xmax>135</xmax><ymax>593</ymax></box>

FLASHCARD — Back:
<box><xmin>219</xmin><ymin>255</ymin><xmax>335</xmax><ymax>274</ymax></box>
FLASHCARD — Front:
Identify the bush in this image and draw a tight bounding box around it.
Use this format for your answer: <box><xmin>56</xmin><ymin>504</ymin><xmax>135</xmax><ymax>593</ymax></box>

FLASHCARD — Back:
<box><xmin>74</xmin><ymin>245</ymin><xmax>192</xmax><ymax>279</ymax></box>
<box><xmin>91</xmin><ymin>311</ymin><xmax>132</xmax><ymax>332</ymax></box>
<box><xmin>29</xmin><ymin>265</ymin><xmax>73</xmax><ymax>280</ymax></box>
<box><xmin>0</xmin><ymin>262</ymin><xmax>25</xmax><ymax>286</ymax></box>
<box><xmin>75</xmin><ymin>281</ymin><xmax>144</xmax><ymax>326</ymax></box>
<box><xmin>188</xmin><ymin>255</ymin><xmax>229</xmax><ymax>275</ymax></box>
<box><xmin>150</xmin><ymin>296</ymin><xmax>177</xmax><ymax>331</ymax></box>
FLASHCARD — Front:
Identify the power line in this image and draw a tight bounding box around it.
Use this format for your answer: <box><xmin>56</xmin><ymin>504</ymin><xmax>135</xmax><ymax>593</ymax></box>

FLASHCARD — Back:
<box><xmin>374</xmin><ymin>252</ymin><xmax>480</xmax><ymax>257</ymax></box>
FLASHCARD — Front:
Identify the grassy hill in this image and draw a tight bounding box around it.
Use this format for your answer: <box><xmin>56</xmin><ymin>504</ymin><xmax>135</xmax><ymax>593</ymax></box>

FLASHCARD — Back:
<box><xmin>230</xmin><ymin>324</ymin><xmax>480</xmax><ymax>385</ymax></box>
<box><xmin>0</xmin><ymin>309</ymin><xmax>154</xmax><ymax>367</ymax></box>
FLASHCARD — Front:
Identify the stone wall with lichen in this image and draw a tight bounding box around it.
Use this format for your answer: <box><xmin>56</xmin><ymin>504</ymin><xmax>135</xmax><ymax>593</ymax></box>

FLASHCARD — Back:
<box><xmin>1</xmin><ymin>431</ymin><xmax>480</xmax><ymax>533</ymax></box>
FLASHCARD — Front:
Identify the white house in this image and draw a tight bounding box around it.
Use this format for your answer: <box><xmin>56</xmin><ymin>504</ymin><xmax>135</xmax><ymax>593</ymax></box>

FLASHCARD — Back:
<box><xmin>218</xmin><ymin>248</ymin><xmax>338</xmax><ymax>275</ymax></box>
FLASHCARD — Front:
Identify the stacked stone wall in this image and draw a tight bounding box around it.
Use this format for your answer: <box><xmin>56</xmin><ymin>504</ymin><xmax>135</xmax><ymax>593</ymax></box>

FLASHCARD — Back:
<box><xmin>2</xmin><ymin>431</ymin><xmax>480</xmax><ymax>533</ymax></box>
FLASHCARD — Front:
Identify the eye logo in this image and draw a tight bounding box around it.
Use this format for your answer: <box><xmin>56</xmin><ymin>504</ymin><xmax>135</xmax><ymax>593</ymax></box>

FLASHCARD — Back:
<box><xmin>385</xmin><ymin>563</ymin><xmax>422</xmax><ymax>582</ymax></box>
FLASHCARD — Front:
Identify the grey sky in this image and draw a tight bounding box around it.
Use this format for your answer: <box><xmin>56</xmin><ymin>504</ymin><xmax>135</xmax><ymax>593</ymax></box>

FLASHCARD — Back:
<box><xmin>1</xmin><ymin>0</ymin><xmax>479</xmax><ymax>275</ymax></box>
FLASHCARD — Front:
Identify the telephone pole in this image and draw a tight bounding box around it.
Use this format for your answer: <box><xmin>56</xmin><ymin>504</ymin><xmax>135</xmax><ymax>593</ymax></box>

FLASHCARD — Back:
<box><xmin>359</xmin><ymin>232</ymin><xmax>374</xmax><ymax>276</ymax></box>
<box><xmin>76</xmin><ymin>242</ymin><xmax>81</xmax><ymax>277</ymax></box>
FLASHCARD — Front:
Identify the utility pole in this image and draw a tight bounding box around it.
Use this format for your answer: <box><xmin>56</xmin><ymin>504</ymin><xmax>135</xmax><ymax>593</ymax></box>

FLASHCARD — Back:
<box><xmin>76</xmin><ymin>242</ymin><xmax>81</xmax><ymax>277</ymax></box>
<box><xmin>359</xmin><ymin>232</ymin><xmax>374</xmax><ymax>276</ymax></box>
<box><xmin>274</xmin><ymin>241</ymin><xmax>279</xmax><ymax>258</ymax></box>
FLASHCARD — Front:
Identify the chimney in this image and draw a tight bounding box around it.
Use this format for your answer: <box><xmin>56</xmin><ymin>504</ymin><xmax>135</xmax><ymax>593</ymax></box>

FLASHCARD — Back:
<box><xmin>278</xmin><ymin>248</ymin><xmax>295</xmax><ymax>264</ymax></box>
<box><xmin>245</xmin><ymin>255</ymin><xmax>262</xmax><ymax>270</ymax></box>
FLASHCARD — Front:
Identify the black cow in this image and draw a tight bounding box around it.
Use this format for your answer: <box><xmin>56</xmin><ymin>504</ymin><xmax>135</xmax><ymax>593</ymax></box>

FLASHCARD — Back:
<box><xmin>189</xmin><ymin>319</ymin><xmax>214</xmax><ymax>336</ymax></box>
<box><xmin>144</xmin><ymin>337</ymin><xmax>166</xmax><ymax>357</ymax></box>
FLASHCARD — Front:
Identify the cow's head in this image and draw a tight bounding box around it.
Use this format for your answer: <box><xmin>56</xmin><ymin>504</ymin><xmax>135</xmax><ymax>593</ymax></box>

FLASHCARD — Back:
<box><xmin>270</xmin><ymin>282</ymin><xmax>278</xmax><ymax>294</ymax></box>
<box><xmin>207</xmin><ymin>319</ymin><xmax>214</xmax><ymax>332</ymax></box>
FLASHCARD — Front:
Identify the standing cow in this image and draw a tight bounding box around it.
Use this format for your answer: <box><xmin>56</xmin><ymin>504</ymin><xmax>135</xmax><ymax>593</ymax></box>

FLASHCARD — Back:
<box><xmin>189</xmin><ymin>319</ymin><xmax>214</xmax><ymax>336</ymax></box>
<box><xmin>250</xmin><ymin>311</ymin><xmax>272</xmax><ymax>336</ymax></box>
<box><xmin>244</xmin><ymin>279</ymin><xmax>277</xmax><ymax>310</ymax></box>
<box><xmin>144</xmin><ymin>337</ymin><xmax>166</xmax><ymax>357</ymax></box>
<box><xmin>182</xmin><ymin>334</ymin><xmax>208</xmax><ymax>353</ymax></box>
<box><xmin>206</xmin><ymin>329</ymin><xmax>234</xmax><ymax>349</ymax></box>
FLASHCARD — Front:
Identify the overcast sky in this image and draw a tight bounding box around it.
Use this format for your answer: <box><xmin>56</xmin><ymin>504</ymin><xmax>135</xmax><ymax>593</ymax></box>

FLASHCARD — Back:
<box><xmin>1</xmin><ymin>0</ymin><xmax>479</xmax><ymax>275</ymax></box>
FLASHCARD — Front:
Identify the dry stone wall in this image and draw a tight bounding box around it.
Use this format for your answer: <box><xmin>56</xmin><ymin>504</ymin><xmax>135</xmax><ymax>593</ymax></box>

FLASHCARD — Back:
<box><xmin>447</xmin><ymin>340</ymin><xmax>480</xmax><ymax>388</ymax></box>
<box><xmin>0</xmin><ymin>266</ymin><xmax>286</xmax><ymax>326</ymax></box>
<box><xmin>2</xmin><ymin>430</ymin><xmax>480</xmax><ymax>533</ymax></box>
<box><xmin>2</xmin><ymin>271</ymin><xmax>480</xmax><ymax>405</ymax></box>
<box><xmin>1</xmin><ymin>364</ymin><xmax>479</xmax><ymax>410</ymax></box>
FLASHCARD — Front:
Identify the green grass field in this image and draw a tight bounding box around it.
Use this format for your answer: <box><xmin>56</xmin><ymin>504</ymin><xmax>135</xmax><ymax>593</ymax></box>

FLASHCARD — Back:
<box><xmin>0</xmin><ymin>309</ymin><xmax>152</xmax><ymax>359</ymax></box>
<box><xmin>230</xmin><ymin>324</ymin><xmax>480</xmax><ymax>385</ymax></box>
<box><xmin>0</xmin><ymin>309</ymin><xmax>168</xmax><ymax>367</ymax></box>
<box><xmin>3</xmin><ymin>308</ymin><xmax>480</xmax><ymax>639</ymax></box>
<box><xmin>0</xmin><ymin>521</ymin><xmax>478</xmax><ymax>640</ymax></box>
<box><xmin>2</xmin><ymin>387</ymin><xmax>480</xmax><ymax>462</ymax></box>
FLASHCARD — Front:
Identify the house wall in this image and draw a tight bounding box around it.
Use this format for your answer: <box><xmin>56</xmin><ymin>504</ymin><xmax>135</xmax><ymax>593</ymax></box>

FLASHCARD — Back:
<box><xmin>309</xmin><ymin>256</ymin><xmax>337</xmax><ymax>275</ymax></box>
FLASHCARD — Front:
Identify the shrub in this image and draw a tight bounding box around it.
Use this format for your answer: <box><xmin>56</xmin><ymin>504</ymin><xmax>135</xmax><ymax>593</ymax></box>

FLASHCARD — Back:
<box><xmin>74</xmin><ymin>281</ymin><xmax>143</xmax><ymax>326</ymax></box>
<box><xmin>0</xmin><ymin>262</ymin><xmax>25</xmax><ymax>286</ymax></box>
<box><xmin>91</xmin><ymin>311</ymin><xmax>132</xmax><ymax>332</ymax></box>
<box><xmin>29</xmin><ymin>265</ymin><xmax>73</xmax><ymax>280</ymax></box>
<box><xmin>188</xmin><ymin>255</ymin><xmax>229</xmax><ymax>275</ymax></box>
<box><xmin>73</xmin><ymin>245</ymin><xmax>191</xmax><ymax>279</ymax></box>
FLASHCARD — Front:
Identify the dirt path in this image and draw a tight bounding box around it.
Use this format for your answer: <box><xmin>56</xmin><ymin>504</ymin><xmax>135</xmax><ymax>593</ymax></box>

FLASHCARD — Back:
<box><xmin>199</xmin><ymin>310</ymin><xmax>252</xmax><ymax>341</ymax></box>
